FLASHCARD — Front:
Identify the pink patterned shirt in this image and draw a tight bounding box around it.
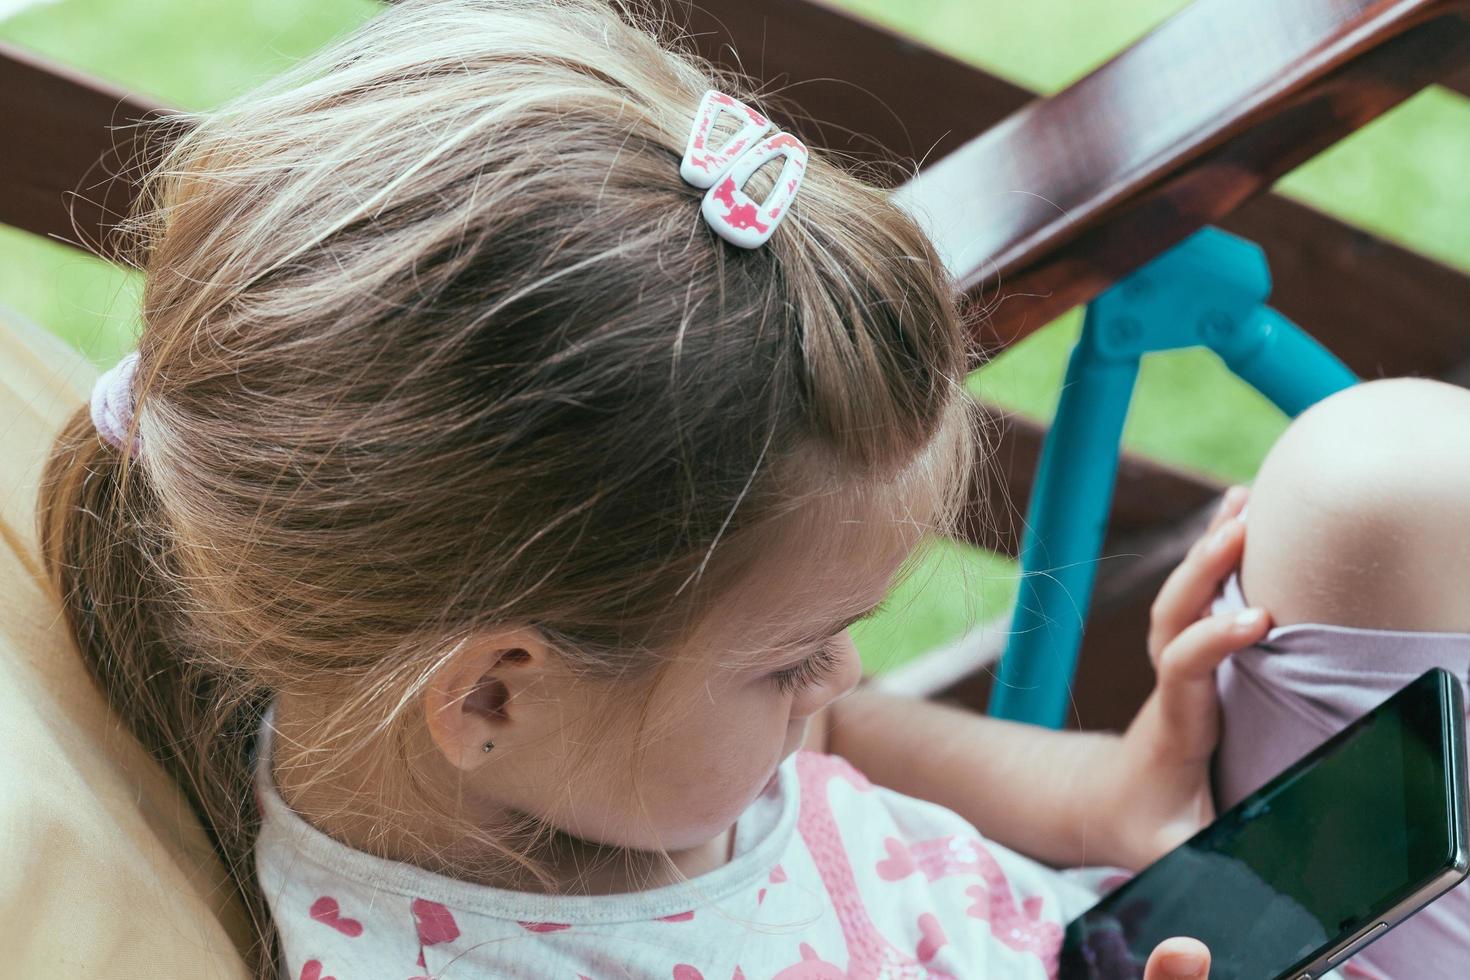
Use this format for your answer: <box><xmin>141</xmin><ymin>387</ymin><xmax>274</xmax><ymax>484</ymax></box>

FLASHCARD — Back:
<box><xmin>256</xmin><ymin>723</ymin><xmax>1111</xmax><ymax>980</ymax></box>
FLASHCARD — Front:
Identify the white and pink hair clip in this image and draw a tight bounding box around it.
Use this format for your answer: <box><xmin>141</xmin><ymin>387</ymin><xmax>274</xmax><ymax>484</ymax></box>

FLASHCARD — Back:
<box><xmin>679</xmin><ymin>89</ymin><xmax>808</xmax><ymax>249</ymax></box>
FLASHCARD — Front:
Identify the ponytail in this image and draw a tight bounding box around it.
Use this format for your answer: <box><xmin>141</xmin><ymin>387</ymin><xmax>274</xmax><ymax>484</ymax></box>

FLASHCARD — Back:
<box><xmin>37</xmin><ymin>411</ymin><xmax>275</xmax><ymax>977</ymax></box>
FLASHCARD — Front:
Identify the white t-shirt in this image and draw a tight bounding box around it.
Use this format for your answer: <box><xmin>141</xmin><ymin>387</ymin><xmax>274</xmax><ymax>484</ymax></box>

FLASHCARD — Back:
<box><xmin>254</xmin><ymin>717</ymin><xmax>1115</xmax><ymax>979</ymax></box>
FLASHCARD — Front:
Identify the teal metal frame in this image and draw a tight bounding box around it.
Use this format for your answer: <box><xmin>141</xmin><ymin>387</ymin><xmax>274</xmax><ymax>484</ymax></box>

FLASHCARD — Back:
<box><xmin>987</xmin><ymin>227</ymin><xmax>1360</xmax><ymax>728</ymax></box>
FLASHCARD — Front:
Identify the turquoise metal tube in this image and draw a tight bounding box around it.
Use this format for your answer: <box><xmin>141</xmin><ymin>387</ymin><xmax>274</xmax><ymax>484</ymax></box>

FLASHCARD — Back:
<box><xmin>986</xmin><ymin>227</ymin><xmax>1357</xmax><ymax>728</ymax></box>
<box><xmin>1223</xmin><ymin>307</ymin><xmax>1359</xmax><ymax>416</ymax></box>
<box><xmin>987</xmin><ymin>309</ymin><xmax>1140</xmax><ymax>727</ymax></box>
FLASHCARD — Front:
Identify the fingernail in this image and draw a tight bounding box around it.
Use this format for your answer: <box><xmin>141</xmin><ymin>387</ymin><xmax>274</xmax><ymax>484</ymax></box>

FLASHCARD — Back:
<box><xmin>1235</xmin><ymin>608</ymin><xmax>1265</xmax><ymax>628</ymax></box>
<box><xmin>1221</xmin><ymin>485</ymin><xmax>1246</xmax><ymax>512</ymax></box>
<box><xmin>1209</xmin><ymin>522</ymin><xmax>1237</xmax><ymax>551</ymax></box>
<box><xmin>1163</xmin><ymin>951</ymin><xmax>1208</xmax><ymax>978</ymax></box>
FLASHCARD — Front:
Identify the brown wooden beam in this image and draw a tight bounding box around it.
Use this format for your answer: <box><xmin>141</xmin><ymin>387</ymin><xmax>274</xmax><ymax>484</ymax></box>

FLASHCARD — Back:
<box><xmin>1445</xmin><ymin>61</ymin><xmax>1470</xmax><ymax>97</ymax></box>
<box><xmin>10</xmin><ymin>6</ymin><xmax>1461</xmax><ymax>505</ymax></box>
<box><xmin>940</xmin><ymin>473</ymin><xmax>1225</xmax><ymax>730</ymax></box>
<box><xmin>667</xmin><ymin>0</ymin><xmax>1032</xmax><ymax>187</ymax></box>
<box><xmin>947</xmin><ymin>403</ymin><xmax>1224</xmax><ymax>728</ymax></box>
<box><xmin>895</xmin><ymin>3</ymin><xmax>1470</xmax><ymax>352</ymax></box>
<box><xmin>672</xmin><ymin>2</ymin><xmax>1470</xmax><ymax>396</ymax></box>
<box><xmin>930</xmin><ymin>554</ymin><xmax>1183</xmax><ymax>732</ymax></box>
<box><xmin>0</xmin><ymin>42</ymin><xmax>173</xmax><ymax>259</ymax></box>
<box><xmin>960</xmin><ymin>403</ymin><xmax>1224</xmax><ymax>558</ymax></box>
<box><xmin>1223</xmin><ymin>195</ymin><xmax>1470</xmax><ymax>378</ymax></box>
<box><xmin>12</xmin><ymin>0</ymin><xmax>1470</xmax><ymax>385</ymax></box>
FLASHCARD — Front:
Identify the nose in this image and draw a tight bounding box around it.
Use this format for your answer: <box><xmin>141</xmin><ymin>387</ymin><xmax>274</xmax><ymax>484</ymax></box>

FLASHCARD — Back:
<box><xmin>793</xmin><ymin>630</ymin><xmax>864</xmax><ymax>717</ymax></box>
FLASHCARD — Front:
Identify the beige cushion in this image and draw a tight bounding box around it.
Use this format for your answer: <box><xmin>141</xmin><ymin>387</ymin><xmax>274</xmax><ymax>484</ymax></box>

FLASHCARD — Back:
<box><xmin>0</xmin><ymin>308</ymin><xmax>249</xmax><ymax>978</ymax></box>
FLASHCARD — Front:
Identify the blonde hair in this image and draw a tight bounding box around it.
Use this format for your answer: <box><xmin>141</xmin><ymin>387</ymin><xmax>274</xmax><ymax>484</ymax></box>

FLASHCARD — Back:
<box><xmin>38</xmin><ymin>0</ymin><xmax>977</xmax><ymax>973</ymax></box>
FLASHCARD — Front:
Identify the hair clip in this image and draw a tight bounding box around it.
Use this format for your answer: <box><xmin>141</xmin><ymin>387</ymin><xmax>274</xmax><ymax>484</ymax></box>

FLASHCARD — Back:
<box><xmin>699</xmin><ymin>131</ymin><xmax>808</xmax><ymax>250</ymax></box>
<box><xmin>679</xmin><ymin>89</ymin><xmax>808</xmax><ymax>250</ymax></box>
<box><xmin>679</xmin><ymin>89</ymin><xmax>772</xmax><ymax>188</ymax></box>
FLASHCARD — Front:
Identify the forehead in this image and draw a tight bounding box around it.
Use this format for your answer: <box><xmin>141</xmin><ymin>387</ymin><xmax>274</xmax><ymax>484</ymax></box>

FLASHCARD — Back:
<box><xmin>689</xmin><ymin>462</ymin><xmax>936</xmax><ymax>665</ymax></box>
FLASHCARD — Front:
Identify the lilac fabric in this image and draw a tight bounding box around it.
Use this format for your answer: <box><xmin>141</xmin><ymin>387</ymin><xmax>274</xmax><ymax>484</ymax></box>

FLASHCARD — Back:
<box><xmin>89</xmin><ymin>351</ymin><xmax>141</xmax><ymax>456</ymax></box>
<box><xmin>1210</xmin><ymin>568</ymin><xmax>1470</xmax><ymax>978</ymax></box>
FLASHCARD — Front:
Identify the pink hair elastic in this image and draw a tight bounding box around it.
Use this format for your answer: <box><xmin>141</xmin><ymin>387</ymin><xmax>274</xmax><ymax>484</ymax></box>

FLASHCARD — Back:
<box><xmin>90</xmin><ymin>350</ymin><xmax>142</xmax><ymax>456</ymax></box>
<box><xmin>679</xmin><ymin>89</ymin><xmax>808</xmax><ymax>249</ymax></box>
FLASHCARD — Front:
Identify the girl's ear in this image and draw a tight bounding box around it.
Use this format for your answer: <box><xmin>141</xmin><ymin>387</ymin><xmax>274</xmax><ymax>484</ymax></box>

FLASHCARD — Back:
<box><xmin>423</xmin><ymin>627</ymin><xmax>556</xmax><ymax>771</ymax></box>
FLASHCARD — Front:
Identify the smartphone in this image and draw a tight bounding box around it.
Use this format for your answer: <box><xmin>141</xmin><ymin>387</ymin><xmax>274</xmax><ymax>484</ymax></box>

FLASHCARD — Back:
<box><xmin>1059</xmin><ymin>667</ymin><xmax>1469</xmax><ymax>980</ymax></box>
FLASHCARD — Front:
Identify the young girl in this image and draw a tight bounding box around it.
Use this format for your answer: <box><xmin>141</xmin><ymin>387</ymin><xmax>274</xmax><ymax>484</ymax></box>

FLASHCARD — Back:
<box><xmin>39</xmin><ymin>0</ymin><xmax>1300</xmax><ymax>976</ymax></box>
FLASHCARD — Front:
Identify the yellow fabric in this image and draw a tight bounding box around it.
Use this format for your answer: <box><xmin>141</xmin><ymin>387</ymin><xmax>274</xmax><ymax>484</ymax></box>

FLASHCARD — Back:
<box><xmin>0</xmin><ymin>308</ymin><xmax>250</xmax><ymax>979</ymax></box>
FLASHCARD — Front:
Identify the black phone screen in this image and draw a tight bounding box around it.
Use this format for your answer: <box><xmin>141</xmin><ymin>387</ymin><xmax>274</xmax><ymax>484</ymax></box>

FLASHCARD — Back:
<box><xmin>1059</xmin><ymin>669</ymin><xmax>1459</xmax><ymax>979</ymax></box>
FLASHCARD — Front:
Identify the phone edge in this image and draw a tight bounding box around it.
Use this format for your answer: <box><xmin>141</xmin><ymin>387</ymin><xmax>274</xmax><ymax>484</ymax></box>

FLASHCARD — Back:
<box><xmin>1283</xmin><ymin>668</ymin><xmax>1470</xmax><ymax>979</ymax></box>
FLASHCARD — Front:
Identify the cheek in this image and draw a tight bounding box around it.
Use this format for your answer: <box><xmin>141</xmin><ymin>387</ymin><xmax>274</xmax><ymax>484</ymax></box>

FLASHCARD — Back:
<box><xmin>644</xmin><ymin>684</ymin><xmax>796</xmax><ymax>845</ymax></box>
<box><xmin>560</xmin><ymin>679</ymin><xmax>796</xmax><ymax>851</ymax></box>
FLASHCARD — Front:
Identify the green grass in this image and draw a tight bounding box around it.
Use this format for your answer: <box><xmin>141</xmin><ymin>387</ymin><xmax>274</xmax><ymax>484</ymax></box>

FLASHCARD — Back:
<box><xmin>3</xmin><ymin>0</ymin><xmax>1466</xmax><ymax>673</ymax></box>
<box><xmin>0</xmin><ymin>0</ymin><xmax>381</xmax><ymax>361</ymax></box>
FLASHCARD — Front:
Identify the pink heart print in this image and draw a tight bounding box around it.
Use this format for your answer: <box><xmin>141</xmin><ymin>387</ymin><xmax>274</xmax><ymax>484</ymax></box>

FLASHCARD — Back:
<box><xmin>412</xmin><ymin>898</ymin><xmax>461</xmax><ymax>946</ymax></box>
<box><xmin>770</xmin><ymin>943</ymin><xmax>846</xmax><ymax>979</ymax></box>
<box><xmin>672</xmin><ymin>966</ymin><xmax>747</xmax><ymax>980</ymax></box>
<box><xmin>309</xmin><ymin>896</ymin><xmax>364</xmax><ymax>938</ymax></box>
<box><xmin>915</xmin><ymin>912</ymin><xmax>948</xmax><ymax>963</ymax></box>
<box><xmin>875</xmin><ymin>837</ymin><xmax>916</xmax><ymax>880</ymax></box>
<box><xmin>299</xmin><ymin>961</ymin><xmax>335</xmax><ymax>980</ymax></box>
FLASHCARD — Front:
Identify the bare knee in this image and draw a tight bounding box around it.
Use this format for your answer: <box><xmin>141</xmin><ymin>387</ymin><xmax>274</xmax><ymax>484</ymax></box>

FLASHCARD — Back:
<box><xmin>1241</xmin><ymin>377</ymin><xmax>1470</xmax><ymax>631</ymax></box>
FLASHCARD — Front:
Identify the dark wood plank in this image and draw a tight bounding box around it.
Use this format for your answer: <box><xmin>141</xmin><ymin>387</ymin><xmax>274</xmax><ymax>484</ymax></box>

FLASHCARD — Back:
<box><xmin>893</xmin><ymin>0</ymin><xmax>1470</xmax><ymax>350</ymax></box>
<box><xmin>666</xmin><ymin>0</ymin><xmax>1033</xmax><ymax>187</ymax></box>
<box><xmin>1445</xmin><ymin>61</ymin><xmax>1470</xmax><ymax>97</ymax></box>
<box><xmin>931</xmin><ymin>561</ymin><xmax>1177</xmax><ymax>731</ymax></box>
<box><xmin>13</xmin><ymin>1</ymin><xmax>1470</xmax><ymax>381</ymax></box>
<box><xmin>960</xmin><ymin>402</ymin><xmax>1223</xmax><ymax>557</ymax></box>
<box><xmin>0</xmin><ymin>42</ymin><xmax>172</xmax><ymax>259</ymax></box>
<box><xmin>1223</xmin><ymin>196</ymin><xmax>1470</xmax><ymax>378</ymax></box>
<box><xmin>670</xmin><ymin>1</ymin><xmax>1470</xmax><ymax>418</ymax></box>
<box><xmin>937</xmin><ymin>498</ymin><xmax>1221</xmax><ymax>730</ymax></box>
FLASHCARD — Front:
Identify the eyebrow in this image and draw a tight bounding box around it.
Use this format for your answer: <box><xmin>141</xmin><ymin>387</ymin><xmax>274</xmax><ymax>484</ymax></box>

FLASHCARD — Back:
<box><xmin>784</xmin><ymin>597</ymin><xmax>889</xmax><ymax>646</ymax></box>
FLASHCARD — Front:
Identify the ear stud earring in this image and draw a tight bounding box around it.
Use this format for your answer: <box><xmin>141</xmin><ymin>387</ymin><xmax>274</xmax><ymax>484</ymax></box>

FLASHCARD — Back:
<box><xmin>482</xmin><ymin>740</ymin><xmax>495</xmax><ymax>754</ymax></box>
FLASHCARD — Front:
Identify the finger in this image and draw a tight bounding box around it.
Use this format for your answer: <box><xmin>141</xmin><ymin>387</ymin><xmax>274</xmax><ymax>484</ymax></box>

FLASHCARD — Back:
<box><xmin>1143</xmin><ymin>937</ymin><xmax>1211</xmax><ymax>980</ymax></box>
<box><xmin>1160</xmin><ymin>608</ymin><xmax>1270</xmax><ymax>683</ymax></box>
<box><xmin>1202</xmin><ymin>484</ymin><xmax>1249</xmax><ymax>539</ymax></box>
<box><xmin>1148</xmin><ymin>516</ymin><xmax>1249</xmax><ymax>659</ymax></box>
<box><xmin>1155</xmin><ymin>608</ymin><xmax>1270</xmax><ymax>751</ymax></box>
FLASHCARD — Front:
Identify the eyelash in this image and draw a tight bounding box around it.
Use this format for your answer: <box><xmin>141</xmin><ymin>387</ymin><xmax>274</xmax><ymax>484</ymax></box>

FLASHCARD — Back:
<box><xmin>770</xmin><ymin>637</ymin><xmax>843</xmax><ymax>695</ymax></box>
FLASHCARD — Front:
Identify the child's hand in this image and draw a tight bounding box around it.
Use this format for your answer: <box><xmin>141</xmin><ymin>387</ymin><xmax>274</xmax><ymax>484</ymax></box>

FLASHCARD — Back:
<box><xmin>1092</xmin><ymin>485</ymin><xmax>1270</xmax><ymax>870</ymax></box>
<box><xmin>1145</xmin><ymin>937</ymin><xmax>1211</xmax><ymax>979</ymax></box>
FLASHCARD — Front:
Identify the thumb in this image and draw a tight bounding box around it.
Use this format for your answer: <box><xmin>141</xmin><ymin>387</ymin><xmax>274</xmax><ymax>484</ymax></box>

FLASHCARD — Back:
<box><xmin>1143</xmin><ymin>937</ymin><xmax>1210</xmax><ymax>980</ymax></box>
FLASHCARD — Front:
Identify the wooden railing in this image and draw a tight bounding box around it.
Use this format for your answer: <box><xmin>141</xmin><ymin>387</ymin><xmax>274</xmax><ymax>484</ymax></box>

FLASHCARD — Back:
<box><xmin>5</xmin><ymin>0</ymin><xmax>1469</xmax><ymax>728</ymax></box>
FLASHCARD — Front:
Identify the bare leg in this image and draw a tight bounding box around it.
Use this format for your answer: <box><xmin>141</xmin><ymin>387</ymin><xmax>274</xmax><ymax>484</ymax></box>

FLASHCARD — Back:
<box><xmin>1212</xmin><ymin>377</ymin><xmax>1470</xmax><ymax>978</ymax></box>
<box><xmin>1240</xmin><ymin>376</ymin><xmax>1470</xmax><ymax>633</ymax></box>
